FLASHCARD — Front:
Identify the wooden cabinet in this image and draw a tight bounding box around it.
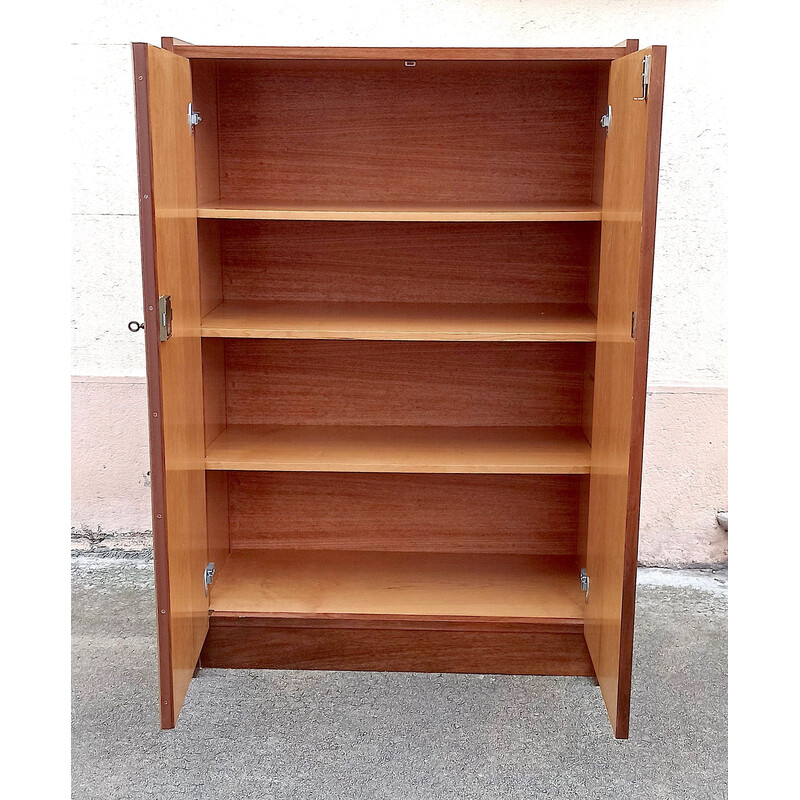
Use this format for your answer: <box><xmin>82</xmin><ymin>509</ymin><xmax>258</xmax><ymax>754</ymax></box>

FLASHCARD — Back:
<box><xmin>132</xmin><ymin>38</ymin><xmax>665</xmax><ymax>738</ymax></box>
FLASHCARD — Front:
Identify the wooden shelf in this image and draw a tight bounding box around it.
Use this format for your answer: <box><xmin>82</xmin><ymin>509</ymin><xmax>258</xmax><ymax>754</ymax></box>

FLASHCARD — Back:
<box><xmin>197</xmin><ymin>200</ymin><xmax>602</xmax><ymax>222</ymax></box>
<box><xmin>205</xmin><ymin>425</ymin><xmax>591</xmax><ymax>474</ymax></box>
<box><xmin>200</xmin><ymin>301</ymin><xmax>598</xmax><ymax>342</ymax></box>
<box><xmin>209</xmin><ymin>549</ymin><xmax>584</xmax><ymax>622</ymax></box>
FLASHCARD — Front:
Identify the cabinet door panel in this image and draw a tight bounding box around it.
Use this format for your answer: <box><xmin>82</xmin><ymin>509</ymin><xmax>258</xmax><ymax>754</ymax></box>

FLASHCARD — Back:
<box><xmin>585</xmin><ymin>46</ymin><xmax>666</xmax><ymax>739</ymax></box>
<box><xmin>133</xmin><ymin>43</ymin><xmax>208</xmax><ymax>729</ymax></box>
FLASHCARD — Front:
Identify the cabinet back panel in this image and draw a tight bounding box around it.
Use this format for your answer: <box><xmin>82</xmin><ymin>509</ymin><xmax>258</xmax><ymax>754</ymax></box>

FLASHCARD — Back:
<box><xmin>219</xmin><ymin>221</ymin><xmax>596</xmax><ymax>304</ymax></box>
<box><xmin>227</xmin><ymin>472</ymin><xmax>579</xmax><ymax>555</ymax></box>
<box><xmin>222</xmin><ymin>340</ymin><xmax>587</xmax><ymax>427</ymax></box>
<box><xmin>215</xmin><ymin>61</ymin><xmax>601</xmax><ymax>204</ymax></box>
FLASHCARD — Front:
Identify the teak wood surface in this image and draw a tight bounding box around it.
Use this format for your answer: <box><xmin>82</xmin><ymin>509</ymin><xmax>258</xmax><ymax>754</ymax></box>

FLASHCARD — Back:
<box><xmin>133</xmin><ymin>39</ymin><xmax>663</xmax><ymax>736</ymax></box>
<box><xmin>220</xmin><ymin>340</ymin><xmax>588</xmax><ymax>427</ymax></box>
<box><xmin>585</xmin><ymin>47</ymin><xmax>666</xmax><ymax>738</ymax></box>
<box><xmin>172</xmin><ymin>44</ymin><xmax>631</xmax><ymax>61</ymax></box>
<box><xmin>201</xmin><ymin>621</ymin><xmax>594</xmax><ymax>676</ymax></box>
<box><xmin>133</xmin><ymin>44</ymin><xmax>209</xmax><ymax>729</ymax></box>
<box><xmin>208</xmin><ymin>550</ymin><xmax>584</xmax><ymax>621</ymax></box>
<box><xmin>225</xmin><ymin>472</ymin><xmax>581</xmax><ymax>555</ymax></box>
<box><xmin>197</xmin><ymin>201</ymin><xmax>603</xmax><ymax>222</ymax></box>
<box><xmin>200</xmin><ymin>301</ymin><xmax>597</xmax><ymax>341</ymax></box>
<box><xmin>211</xmin><ymin>61</ymin><xmax>604</xmax><ymax>206</ymax></box>
<box><xmin>204</xmin><ymin>425</ymin><xmax>592</xmax><ymax>474</ymax></box>
<box><xmin>214</xmin><ymin>220</ymin><xmax>599</xmax><ymax>305</ymax></box>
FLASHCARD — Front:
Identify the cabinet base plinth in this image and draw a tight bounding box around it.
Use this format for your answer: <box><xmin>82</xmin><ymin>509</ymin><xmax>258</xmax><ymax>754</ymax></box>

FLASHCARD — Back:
<box><xmin>201</xmin><ymin>615</ymin><xmax>594</xmax><ymax>676</ymax></box>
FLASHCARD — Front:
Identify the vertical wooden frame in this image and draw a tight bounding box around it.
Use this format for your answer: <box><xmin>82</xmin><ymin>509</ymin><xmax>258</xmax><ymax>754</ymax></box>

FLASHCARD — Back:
<box><xmin>133</xmin><ymin>43</ymin><xmax>210</xmax><ymax>728</ymax></box>
<box><xmin>585</xmin><ymin>46</ymin><xmax>666</xmax><ymax>738</ymax></box>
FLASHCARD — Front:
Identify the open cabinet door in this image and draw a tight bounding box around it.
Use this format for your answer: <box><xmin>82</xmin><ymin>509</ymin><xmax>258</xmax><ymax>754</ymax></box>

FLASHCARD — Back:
<box><xmin>585</xmin><ymin>46</ymin><xmax>666</xmax><ymax>738</ymax></box>
<box><xmin>133</xmin><ymin>43</ymin><xmax>208</xmax><ymax>728</ymax></box>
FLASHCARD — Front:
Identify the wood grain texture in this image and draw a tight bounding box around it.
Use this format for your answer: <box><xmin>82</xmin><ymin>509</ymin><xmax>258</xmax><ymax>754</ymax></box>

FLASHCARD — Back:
<box><xmin>198</xmin><ymin>200</ymin><xmax>602</xmax><ymax>221</ymax></box>
<box><xmin>227</xmin><ymin>472</ymin><xmax>580</xmax><ymax>554</ymax></box>
<box><xmin>201</xmin><ymin>301</ymin><xmax>597</xmax><ymax>341</ymax></box>
<box><xmin>213</xmin><ymin>60</ymin><xmax>602</xmax><ymax>205</ymax></box>
<box><xmin>161</xmin><ymin>37</ymin><xmax>192</xmax><ymax>52</ymax></box>
<box><xmin>197</xmin><ymin>219</ymin><xmax>222</xmax><ymax>317</ymax></box>
<box><xmin>205</xmin><ymin>470</ymin><xmax>230</xmax><ymax>569</ymax></box>
<box><xmin>201</xmin><ymin>621</ymin><xmax>593</xmax><ymax>675</ymax></box>
<box><xmin>209</xmin><ymin>549</ymin><xmax>583</xmax><ymax>620</ymax></box>
<box><xmin>205</xmin><ymin>425</ymin><xmax>591</xmax><ymax>474</ymax></box>
<box><xmin>591</xmin><ymin>66</ymin><xmax>611</xmax><ymax>208</ymax></box>
<box><xmin>219</xmin><ymin>220</ymin><xmax>597</xmax><ymax>304</ymax></box>
<box><xmin>133</xmin><ymin>44</ymin><xmax>208</xmax><ymax>729</ymax></box>
<box><xmin>188</xmin><ymin>59</ymin><xmax>220</xmax><ymax>207</ymax></box>
<box><xmin>222</xmin><ymin>340</ymin><xmax>588</xmax><ymax>427</ymax></box>
<box><xmin>177</xmin><ymin>45</ymin><xmax>629</xmax><ymax>61</ymax></box>
<box><xmin>615</xmin><ymin>40</ymin><xmax>640</xmax><ymax>55</ymax></box>
<box><xmin>201</xmin><ymin>338</ymin><xmax>226</xmax><ymax>447</ymax></box>
<box><xmin>585</xmin><ymin>46</ymin><xmax>666</xmax><ymax>739</ymax></box>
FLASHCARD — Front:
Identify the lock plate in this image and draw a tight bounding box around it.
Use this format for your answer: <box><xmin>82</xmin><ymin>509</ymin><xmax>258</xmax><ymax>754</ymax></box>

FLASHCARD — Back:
<box><xmin>158</xmin><ymin>295</ymin><xmax>172</xmax><ymax>342</ymax></box>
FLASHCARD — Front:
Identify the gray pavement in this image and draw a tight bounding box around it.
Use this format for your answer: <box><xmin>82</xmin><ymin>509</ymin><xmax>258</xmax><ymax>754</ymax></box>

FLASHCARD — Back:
<box><xmin>72</xmin><ymin>556</ymin><xmax>727</xmax><ymax>799</ymax></box>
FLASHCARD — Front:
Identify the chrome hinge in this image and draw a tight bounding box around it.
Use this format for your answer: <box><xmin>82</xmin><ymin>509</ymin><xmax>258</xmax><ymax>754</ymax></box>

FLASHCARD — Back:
<box><xmin>631</xmin><ymin>311</ymin><xmax>637</xmax><ymax>339</ymax></box>
<box><xmin>188</xmin><ymin>102</ymin><xmax>202</xmax><ymax>132</ymax></box>
<box><xmin>600</xmin><ymin>105</ymin><xmax>612</xmax><ymax>134</ymax></box>
<box><xmin>158</xmin><ymin>295</ymin><xmax>173</xmax><ymax>342</ymax></box>
<box><xmin>634</xmin><ymin>54</ymin><xmax>651</xmax><ymax>102</ymax></box>
<box><xmin>580</xmin><ymin>568</ymin><xmax>590</xmax><ymax>602</ymax></box>
<box><xmin>204</xmin><ymin>562</ymin><xmax>216</xmax><ymax>596</ymax></box>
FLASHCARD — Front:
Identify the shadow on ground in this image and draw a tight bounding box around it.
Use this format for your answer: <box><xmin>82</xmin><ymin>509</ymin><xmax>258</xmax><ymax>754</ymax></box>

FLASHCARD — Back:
<box><xmin>71</xmin><ymin>557</ymin><xmax>727</xmax><ymax>799</ymax></box>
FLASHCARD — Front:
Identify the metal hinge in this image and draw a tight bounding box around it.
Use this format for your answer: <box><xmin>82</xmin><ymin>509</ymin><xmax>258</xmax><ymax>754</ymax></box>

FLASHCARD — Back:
<box><xmin>158</xmin><ymin>295</ymin><xmax>173</xmax><ymax>342</ymax></box>
<box><xmin>600</xmin><ymin>105</ymin><xmax>612</xmax><ymax>134</ymax></box>
<box><xmin>631</xmin><ymin>311</ymin><xmax>637</xmax><ymax>339</ymax></box>
<box><xmin>188</xmin><ymin>102</ymin><xmax>202</xmax><ymax>133</ymax></box>
<box><xmin>580</xmin><ymin>568</ymin><xmax>590</xmax><ymax>602</ymax></box>
<box><xmin>633</xmin><ymin>54</ymin><xmax>651</xmax><ymax>102</ymax></box>
<box><xmin>204</xmin><ymin>562</ymin><xmax>216</xmax><ymax>596</ymax></box>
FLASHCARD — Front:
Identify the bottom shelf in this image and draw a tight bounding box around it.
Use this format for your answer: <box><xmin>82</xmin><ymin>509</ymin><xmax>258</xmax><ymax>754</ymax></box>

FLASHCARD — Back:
<box><xmin>209</xmin><ymin>549</ymin><xmax>585</xmax><ymax>623</ymax></box>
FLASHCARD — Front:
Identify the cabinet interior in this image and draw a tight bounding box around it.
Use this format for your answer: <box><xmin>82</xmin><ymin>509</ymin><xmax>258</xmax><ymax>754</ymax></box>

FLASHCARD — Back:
<box><xmin>189</xmin><ymin>57</ymin><xmax>609</xmax><ymax>626</ymax></box>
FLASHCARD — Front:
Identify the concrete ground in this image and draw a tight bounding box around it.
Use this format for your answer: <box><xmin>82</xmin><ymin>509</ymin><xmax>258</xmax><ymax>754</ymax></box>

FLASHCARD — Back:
<box><xmin>72</xmin><ymin>556</ymin><xmax>727</xmax><ymax>799</ymax></box>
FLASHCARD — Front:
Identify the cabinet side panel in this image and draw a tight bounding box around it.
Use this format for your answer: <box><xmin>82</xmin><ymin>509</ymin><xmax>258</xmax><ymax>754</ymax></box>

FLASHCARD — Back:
<box><xmin>585</xmin><ymin>47</ymin><xmax>665</xmax><ymax>738</ymax></box>
<box><xmin>189</xmin><ymin>60</ymin><xmax>220</xmax><ymax>207</ymax></box>
<box><xmin>134</xmin><ymin>43</ymin><xmax>209</xmax><ymax>728</ymax></box>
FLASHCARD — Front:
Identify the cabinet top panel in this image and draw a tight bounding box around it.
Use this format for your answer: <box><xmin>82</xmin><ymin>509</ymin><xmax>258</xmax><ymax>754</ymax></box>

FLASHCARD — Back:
<box><xmin>162</xmin><ymin>44</ymin><xmax>635</xmax><ymax>61</ymax></box>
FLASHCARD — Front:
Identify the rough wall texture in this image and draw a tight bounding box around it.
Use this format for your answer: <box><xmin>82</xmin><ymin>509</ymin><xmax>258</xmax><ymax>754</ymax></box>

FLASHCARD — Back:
<box><xmin>70</xmin><ymin>0</ymin><xmax>728</xmax><ymax>565</ymax></box>
<box><xmin>638</xmin><ymin>388</ymin><xmax>727</xmax><ymax>566</ymax></box>
<box><xmin>71</xmin><ymin>378</ymin><xmax>151</xmax><ymax>539</ymax></box>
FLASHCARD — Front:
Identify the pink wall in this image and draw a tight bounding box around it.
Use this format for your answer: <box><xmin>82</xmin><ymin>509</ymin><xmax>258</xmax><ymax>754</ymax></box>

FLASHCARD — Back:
<box><xmin>71</xmin><ymin>377</ymin><xmax>152</xmax><ymax>536</ymax></box>
<box><xmin>638</xmin><ymin>387</ymin><xmax>727</xmax><ymax>566</ymax></box>
<box><xmin>71</xmin><ymin>377</ymin><xmax>727</xmax><ymax>566</ymax></box>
